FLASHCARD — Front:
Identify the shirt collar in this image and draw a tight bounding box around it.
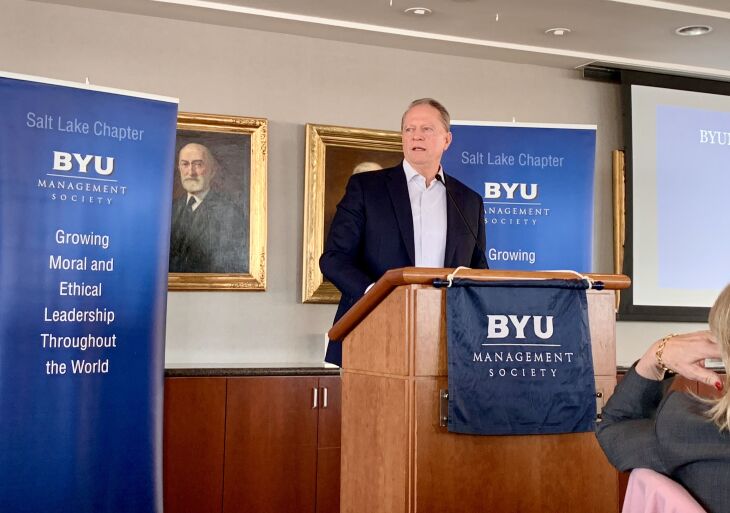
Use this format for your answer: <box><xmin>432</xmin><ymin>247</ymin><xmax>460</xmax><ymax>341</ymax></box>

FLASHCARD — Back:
<box><xmin>187</xmin><ymin>188</ymin><xmax>211</xmax><ymax>204</ymax></box>
<box><xmin>402</xmin><ymin>159</ymin><xmax>445</xmax><ymax>186</ymax></box>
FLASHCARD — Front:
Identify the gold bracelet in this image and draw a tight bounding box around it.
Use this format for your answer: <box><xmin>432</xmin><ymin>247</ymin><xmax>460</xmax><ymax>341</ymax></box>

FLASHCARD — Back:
<box><xmin>655</xmin><ymin>333</ymin><xmax>678</xmax><ymax>373</ymax></box>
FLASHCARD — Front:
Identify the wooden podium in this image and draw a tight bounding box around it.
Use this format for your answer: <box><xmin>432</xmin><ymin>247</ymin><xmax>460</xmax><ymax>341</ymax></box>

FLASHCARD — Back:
<box><xmin>329</xmin><ymin>268</ymin><xmax>631</xmax><ymax>513</ymax></box>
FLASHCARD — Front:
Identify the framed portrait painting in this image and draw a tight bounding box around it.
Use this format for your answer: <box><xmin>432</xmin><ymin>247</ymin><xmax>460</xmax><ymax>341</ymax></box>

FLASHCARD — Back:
<box><xmin>168</xmin><ymin>112</ymin><xmax>267</xmax><ymax>291</ymax></box>
<box><xmin>302</xmin><ymin>124</ymin><xmax>402</xmax><ymax>303</ymax></box>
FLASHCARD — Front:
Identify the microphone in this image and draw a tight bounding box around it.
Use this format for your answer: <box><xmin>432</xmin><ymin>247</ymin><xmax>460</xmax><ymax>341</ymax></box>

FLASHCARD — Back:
<box><xmin>435</xmin><ymin>173</ymin><xmax>489</xmax><ymax>269</ymax></box>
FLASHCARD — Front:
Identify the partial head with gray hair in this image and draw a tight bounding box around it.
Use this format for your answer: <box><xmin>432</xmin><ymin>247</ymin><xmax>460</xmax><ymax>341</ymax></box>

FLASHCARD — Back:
<box><xmin>401</xmin><ymin>98</ymin><xmax>451</xmax><ymax>132</ymax></box>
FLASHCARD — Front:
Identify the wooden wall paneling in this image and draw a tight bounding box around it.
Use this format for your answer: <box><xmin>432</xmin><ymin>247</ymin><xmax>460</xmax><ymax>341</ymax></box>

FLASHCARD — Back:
<box><xmin>164</xmin><ymin>377</ymin><xmax>227</xmax><ymax>513</ymax></box>
<box><xmin>223</xmin><ymin>376</ymin><xmax>319</xmax><ymax>513</ymax></box>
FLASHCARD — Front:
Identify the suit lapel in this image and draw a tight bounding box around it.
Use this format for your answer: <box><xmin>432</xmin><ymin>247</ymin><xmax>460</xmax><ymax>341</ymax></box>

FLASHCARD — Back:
<box><xmin>386</xmin><ymin>164</ymin><xmax>415</xmax><ymax>266</ymax></box>
<box><xmin>444</xmin><ymin>174</ymin><xmax>463</xmax><ymax>268</ymax></box>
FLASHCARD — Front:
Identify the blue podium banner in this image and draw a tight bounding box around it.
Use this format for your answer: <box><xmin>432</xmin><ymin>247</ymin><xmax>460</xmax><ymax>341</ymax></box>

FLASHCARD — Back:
<box><xmin>0</xmin><ymin>73</ymin><xmax>178</xmax><ymax>512</ymax></box>
<box><xmin>442</xmin><ymin>122</ymin><xmax>596</xmax><ymax>272</ymax></box>
<box><xmin>446</xmin><ymin>280</ymin><xmax>596</xmax><ymax>435</ymax></box>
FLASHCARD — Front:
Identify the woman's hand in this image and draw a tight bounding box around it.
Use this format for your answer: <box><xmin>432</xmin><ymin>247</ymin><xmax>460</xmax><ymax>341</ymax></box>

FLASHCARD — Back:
<box><xmin>635</xmin><ymin>330</ymin><xmax>722</xmax><ymax>389</ymax></box>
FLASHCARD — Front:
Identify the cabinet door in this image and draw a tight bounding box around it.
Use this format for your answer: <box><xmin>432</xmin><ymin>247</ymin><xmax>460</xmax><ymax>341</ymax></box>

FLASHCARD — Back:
<box><xmin>316</xmin><ymin>377</ymin><xmax>341</xmax><ymax>513</ymax></box>
<box><xmin>164</xmin><ymin>377</ymin><xmax>226</xmax><ymax>513</ymax></box>
<box><xmin>224</xmin><ymin>377</ymin><xmax>319</xmax><ymax>513</ymax></box>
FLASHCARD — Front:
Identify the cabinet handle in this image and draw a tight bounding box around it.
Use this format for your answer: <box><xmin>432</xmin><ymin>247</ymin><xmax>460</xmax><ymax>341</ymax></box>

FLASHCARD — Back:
<box><xmin>312</xmin><ymin>387</ymin><xmax>318</xmax><ymax>409</ymax></box>
<box><xmin>321</xmin><ymin>387</ymin><xmax>328</xmax><ymax>409</ymax></box>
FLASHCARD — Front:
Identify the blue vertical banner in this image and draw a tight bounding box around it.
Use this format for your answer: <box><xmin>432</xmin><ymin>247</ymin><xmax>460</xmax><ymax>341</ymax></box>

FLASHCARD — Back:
<box><xmin>0</xmin><ymin>73</ymin><xmax>178</xmax><ymax>512</ymax></box>
<box><xmin>442</xmin><ymin>122</ymin><xmax>597</xmax><ymax>272</ymax></box>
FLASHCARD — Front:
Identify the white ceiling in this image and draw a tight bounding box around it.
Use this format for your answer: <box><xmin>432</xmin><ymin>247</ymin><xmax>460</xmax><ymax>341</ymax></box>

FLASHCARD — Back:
<box><xmin>33</xmin><ymin>0</ymin><xmax>730</xmax><ymax>79</ymax></box>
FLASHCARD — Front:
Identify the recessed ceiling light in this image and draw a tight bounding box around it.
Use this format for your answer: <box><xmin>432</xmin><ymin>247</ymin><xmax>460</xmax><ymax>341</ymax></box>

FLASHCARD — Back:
<box><xmin>404</xmin><ymin>7</ymin><xmax>432</xmax><ymax>16</ymax></box>
<box><xmin>545</xmin><ymin>27</ymin><xmax>571</xmax><ymax>36</ymax></box>
<box><xmin>675</xmin><ymin>25</ymin><xmax>712</xmax><ymax>36</ymax></box>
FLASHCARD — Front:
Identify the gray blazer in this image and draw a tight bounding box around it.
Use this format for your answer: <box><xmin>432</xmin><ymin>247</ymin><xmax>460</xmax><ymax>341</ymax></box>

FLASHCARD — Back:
<box><xmin>596</xmin><ymin>367</ymin><xmax>730</xmax><ymax>513</ymax></box>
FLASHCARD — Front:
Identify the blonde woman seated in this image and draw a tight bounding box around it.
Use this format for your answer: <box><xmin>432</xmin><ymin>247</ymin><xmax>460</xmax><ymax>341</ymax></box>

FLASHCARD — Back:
<box><xmin>597</xmin><ymin>284</ymin><xmax>730</xmax><ymax>513</ymax></box>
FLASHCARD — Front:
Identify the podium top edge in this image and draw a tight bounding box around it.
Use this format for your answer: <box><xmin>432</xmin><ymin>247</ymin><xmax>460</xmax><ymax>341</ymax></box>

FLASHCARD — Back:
<box><xmin>328</xmin><ymin>268</ymin><xmax>630</xmax><ymax>342</ymax></box>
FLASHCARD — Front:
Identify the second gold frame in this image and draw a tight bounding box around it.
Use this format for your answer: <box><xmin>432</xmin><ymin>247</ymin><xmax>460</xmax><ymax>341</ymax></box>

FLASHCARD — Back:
<box><xmin>302</xmin><ymin>124</ymin><xmax>403</xmax><ymax>303</ymax></box>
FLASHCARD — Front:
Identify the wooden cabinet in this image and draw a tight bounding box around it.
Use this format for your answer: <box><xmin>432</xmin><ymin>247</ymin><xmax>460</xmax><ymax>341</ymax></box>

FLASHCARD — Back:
<box><xmin>163</xmin><ymin>377</ymin><xmax>227</xmax><ymax>513</ymax></box>
<box><xmin>163</xmin><ymin>374</ymin><xmax>341</xmax><ymax>513</ymax></box>
<box><xmin>316</xmin><ymin>376</ymin><xmax>342</xmax><ymax>513</ymax></box>
<box><xmin>223</xmin><ymin>376</ymin><xmax>319</xmax><ymax>513</ymax></box>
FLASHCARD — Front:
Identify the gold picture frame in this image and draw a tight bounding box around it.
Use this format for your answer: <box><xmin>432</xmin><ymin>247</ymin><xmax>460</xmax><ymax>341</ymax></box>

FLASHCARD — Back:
<box><xmin>168</xmin><ymin>112</ymin><xmax>267</xmax><ymax>291</ymax></box>
<box><xmin>302</xmin><ymin>124</ymin><xmax>403</xmax><ymax>303</ymax></box>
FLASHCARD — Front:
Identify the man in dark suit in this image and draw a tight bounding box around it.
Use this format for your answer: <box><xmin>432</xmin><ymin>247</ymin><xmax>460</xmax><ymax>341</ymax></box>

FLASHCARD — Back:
<box><xmin>169</xmin><ymin>143</ymin><xmax>245</xmax><ymax>273</ymax></box>
<box><xmin>320</xmin><ymin>98</ymin><xmax>488</xmax><ymax>366</ymax></box>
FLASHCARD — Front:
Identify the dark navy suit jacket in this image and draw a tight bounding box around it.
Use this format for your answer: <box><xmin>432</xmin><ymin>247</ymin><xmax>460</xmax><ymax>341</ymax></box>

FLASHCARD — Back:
<box><xmin>320</xmin><ymin>163</ymin><xmax>488</xmax><ymax>366</ymax></box>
